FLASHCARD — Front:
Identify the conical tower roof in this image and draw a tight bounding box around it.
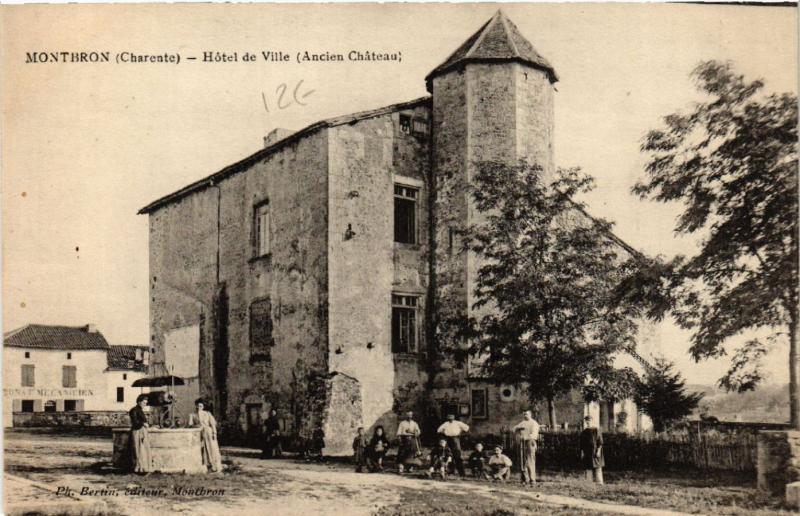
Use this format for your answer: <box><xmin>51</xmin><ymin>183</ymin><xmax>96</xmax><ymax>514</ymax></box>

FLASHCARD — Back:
<box><xmin>426</xmin><ymin>10</ymin><xmax>558</xmax><ymax>91</ymax></box>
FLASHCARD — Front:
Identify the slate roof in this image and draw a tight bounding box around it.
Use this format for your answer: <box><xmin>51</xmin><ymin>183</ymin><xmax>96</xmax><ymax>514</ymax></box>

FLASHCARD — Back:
<box><xmin>426</xmin><ymin>10</ymin><xmax>558</xmax><ymax>90</ymax></box>
<box><xmin>4</xmin><ymin>324</ymin><xmax>110</xmax><ymax>351</ymax></box>
<box><xmin>107</xmin><ymin>345</ymin><xmax>149</xmax><ymax>371</ymax></box>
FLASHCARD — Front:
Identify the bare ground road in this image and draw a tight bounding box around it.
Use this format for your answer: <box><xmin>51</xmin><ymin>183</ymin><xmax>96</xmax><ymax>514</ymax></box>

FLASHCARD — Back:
<box><xmin>2</xmin><ymin>431</ymin><xmax>789</xmax><ymax>516</ymax></box>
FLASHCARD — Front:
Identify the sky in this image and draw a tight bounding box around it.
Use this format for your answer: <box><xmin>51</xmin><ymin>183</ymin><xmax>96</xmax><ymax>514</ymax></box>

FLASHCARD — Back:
<box><xmin>2</xmin><ymin>3</ymin><xmax>797</xmax><ymax>386</ymax></box>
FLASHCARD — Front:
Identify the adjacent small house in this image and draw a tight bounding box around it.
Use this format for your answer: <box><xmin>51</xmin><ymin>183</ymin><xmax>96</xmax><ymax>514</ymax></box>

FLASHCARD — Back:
<box><xmin>3</xmin><ymin>324</ymin><xmax>150</xmax><ymax>427</ymax></box>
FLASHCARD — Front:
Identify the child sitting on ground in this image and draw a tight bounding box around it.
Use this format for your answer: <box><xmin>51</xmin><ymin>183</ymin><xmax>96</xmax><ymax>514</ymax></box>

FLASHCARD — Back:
<box><xmin>352</xmin><ymin>427</ymin><xmax>368</xmax><ymax>473</ymax></box>
<box><xmin>427</xmin><ymin>438</ymin><xmax>453</xmax><ymax>480</ymax></box>
<box><xmin>468</xmin><ymin>442</ymin><xmax>489</xmax><ymax>480</ymax></box>
<box><xmin>488</xmin><ymin>445</ymin><xmax>513</xmax><ymax>481</ymax></box>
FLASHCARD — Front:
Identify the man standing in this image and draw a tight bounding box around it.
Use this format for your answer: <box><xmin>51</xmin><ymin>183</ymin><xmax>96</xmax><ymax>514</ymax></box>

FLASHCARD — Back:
<box><xmin>437</xmin><ymin>413</ymin><xmax>469</xmax><ymax>477</ymax></box>
<box><xmin>513</xmin><ymin>410</ymin><xmax>540</xmax><ymax>486</ymax></box>
<box><xmin>579</xmin><ymin>414</ymin><xmax>604</xmax><ymax>484</ymax></box>
<box><xmin>396</xmin><ymin>411</ymin><xmax>421</xmax><ymax>474</ymax></box>
<box><xmin>129</xmin><ymin>394</ymin><xmax>151</xmax><ymax>474</ymax></box>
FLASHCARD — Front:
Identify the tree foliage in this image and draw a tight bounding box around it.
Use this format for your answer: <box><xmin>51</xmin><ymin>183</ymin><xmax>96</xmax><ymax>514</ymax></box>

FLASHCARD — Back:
<box><xmin>455</xmin><ymin>161</ymin><xmax>643</xmax><ymax>425</ymax></box>
<box><xmin>631</xmin><ymin>61</ymin><xmax>798</xmax><ymax>423</ymax></box>
<box><xmin>634</xmin><ymin>358</ymin><xmax>703</xmax><ymax>432</ymax></box>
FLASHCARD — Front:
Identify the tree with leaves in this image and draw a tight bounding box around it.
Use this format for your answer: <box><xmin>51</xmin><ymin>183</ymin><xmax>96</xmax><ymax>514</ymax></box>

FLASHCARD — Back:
<box><xmin>632</xmin><ymin>60</ymin><xmax>799</xmax><ymax>427</ymax></box>
<box><xmin>634</xmin><ymin>358</ymin><xmax>703</xmax><ymax>432</ymax></box>
<box><xmin>454</xmin><ymin>161</ymin><xmax>642</xmax><ymax>428</ymax></box>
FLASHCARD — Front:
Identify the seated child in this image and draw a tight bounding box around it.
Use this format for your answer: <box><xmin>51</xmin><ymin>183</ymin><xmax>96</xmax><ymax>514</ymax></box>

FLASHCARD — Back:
<box><xmin>488</xmin><ymin>445</ymin><xmax>513</xmax><ymax>481</ymax></box>
<box><xmin>468</xmin><ymin>442</ymin><xmax>489</xmax><ymax>480</ymax></box>
<box><xmin>427</xmin><ymin>438</ymin><xmax>453</xmax><ymax>480</ymax></box>
<box><xmin>352</xmin><ymin>427</ymin><xmax>368</xmax><ymax>473</ymax></box>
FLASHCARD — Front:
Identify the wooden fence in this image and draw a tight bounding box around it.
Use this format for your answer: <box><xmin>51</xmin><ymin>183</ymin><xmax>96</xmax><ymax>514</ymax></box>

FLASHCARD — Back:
<box><xmin>474</xmin><ymin>429</ymin><xmax>757</xmax><ymax>474</ymax></box>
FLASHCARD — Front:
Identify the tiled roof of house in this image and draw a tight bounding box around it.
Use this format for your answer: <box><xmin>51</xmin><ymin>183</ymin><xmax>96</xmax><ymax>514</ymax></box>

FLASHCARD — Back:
<box><xmin>426</xmin><ymin>10</ymin><xmax>558</xmax><ymax>90</ymax></box>
<box><xmin>107</xmin><ymin>345</ymin><xmax>149</xmax><ymax>371</ymax></box>
<box><xmin>3</xmin><ymin>324</ymin><xmax>110</xmax><ymax>351</ymax></box>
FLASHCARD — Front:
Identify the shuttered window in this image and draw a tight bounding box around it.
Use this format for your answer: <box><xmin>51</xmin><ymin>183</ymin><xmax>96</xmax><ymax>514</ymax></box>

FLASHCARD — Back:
<box><xmin>62</xmin><ymin>365</ymin><xmax>77</xmax><ymax>388</ymax></box>
<box><xmin>254</xmin><ymin>201</ymin><xmax>271</xmax><ymax>257</ymax></box>
<box><xmin>21</xmin><ymin>365</ymin><xmax>35</xmax><ymax>387</ymax></box>
<box><xmin>250</xmin><ymin>298</ymin><xmax>274</xmax><ymax>361</ymax></box>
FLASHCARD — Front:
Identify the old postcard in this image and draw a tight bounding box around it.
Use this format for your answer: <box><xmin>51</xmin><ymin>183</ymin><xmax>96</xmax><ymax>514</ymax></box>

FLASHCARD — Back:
<box><xmin>1</xmin><ymin>3</ymin><xmax>798</xmax><ymax>515</ymax></box>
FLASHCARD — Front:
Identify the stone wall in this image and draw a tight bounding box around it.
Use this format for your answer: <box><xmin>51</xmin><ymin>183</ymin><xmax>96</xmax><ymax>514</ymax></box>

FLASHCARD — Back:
<box><xmin>148</xmin><ymin>130</ymin><xmax>330</xmax><ymax>440</ymax></box>
<box><xmin>13</xmin><ymin>410</ymin><xmax>130</xmax><ymax>427</ymax></box>
<box><xmin>758</xmin><ymin>430</ymin><xmax>800</xmax><ymax>495</ymax></box>
<box><xmin>327</xmin><ymin>104</ymin><xmax>430</xmax><ymax>437</ymax></box>
<box><xmin>430</xmin><ymin>61</ymin><xmax>556</xmax><ymax>433</ymax></box>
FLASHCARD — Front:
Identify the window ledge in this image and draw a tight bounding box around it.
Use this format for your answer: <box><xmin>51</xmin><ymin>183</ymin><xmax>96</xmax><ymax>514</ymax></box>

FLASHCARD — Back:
<box><xmin>394</xmin><ymin>242</ymin><xmax>421</xmax><ymax>251</ymax></box>
<box><xmin>248</xmin><ymin>253</ymin><xmax>272</xmax><ymax>265</ymax></box>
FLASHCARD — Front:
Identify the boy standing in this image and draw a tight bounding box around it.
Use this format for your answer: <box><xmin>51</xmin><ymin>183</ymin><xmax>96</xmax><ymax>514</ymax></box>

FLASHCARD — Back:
<box><xmin>352</xmin><ymin>427</ymin><xmax>368</xmax><ymax>473</ymax></box>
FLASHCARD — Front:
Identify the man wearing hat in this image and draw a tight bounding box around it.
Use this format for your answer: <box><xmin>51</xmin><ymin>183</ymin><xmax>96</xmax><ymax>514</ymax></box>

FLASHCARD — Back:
<box><xmin>580</xmin><ymin>414</ymin><xmax>604</xmax><ymax>484</ymax></box>
<box><xmin>396</xmin><ymin>411</ymin><xmax>421</xmax><ymax>473</ymax></box>
<box><xmin>487</xmin><ymin>445</ymin><xmax>513</xmax><ymax>481</ymax></box>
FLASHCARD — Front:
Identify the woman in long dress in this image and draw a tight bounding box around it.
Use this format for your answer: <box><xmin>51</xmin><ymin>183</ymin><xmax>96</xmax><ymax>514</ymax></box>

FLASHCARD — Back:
<box><xmin>189</xmin><ymin>398</ymin><xmax>223</xmax><ymax>472</ymax></box>
<box><xmin>129</xmin><ymin>394</ymin><xmax>152</xmax><ymax>473</ymax></box>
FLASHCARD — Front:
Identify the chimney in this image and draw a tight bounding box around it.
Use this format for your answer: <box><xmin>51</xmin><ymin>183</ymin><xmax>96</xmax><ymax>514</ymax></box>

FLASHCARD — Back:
<box><xmin>85</xmin><ymin>324</ymin><xmax>97</xmax><ymax>333</ymax></box>
<box><xmin>263</xmin><ymin>128</ymin><xmax>294</xmax><ymax>148</ymax></box>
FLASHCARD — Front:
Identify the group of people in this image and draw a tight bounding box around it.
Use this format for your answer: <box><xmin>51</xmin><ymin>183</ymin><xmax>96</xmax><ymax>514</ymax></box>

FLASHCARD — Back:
<box><xmin>128</xmin><ymin>394</ymin><xmax>223</xmax><ymax>474</ymax></box>
<box><xmin>351</xmin><ymin>409</ymin><xmax>605</xmax><ymax>485</ymax></box>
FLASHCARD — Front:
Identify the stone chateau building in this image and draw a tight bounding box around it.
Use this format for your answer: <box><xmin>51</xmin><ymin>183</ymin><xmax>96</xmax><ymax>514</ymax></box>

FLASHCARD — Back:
<box><xmin>139</xmin><ymin>11</ymin><xmax>651</xmax><ymax>454</ymax></box>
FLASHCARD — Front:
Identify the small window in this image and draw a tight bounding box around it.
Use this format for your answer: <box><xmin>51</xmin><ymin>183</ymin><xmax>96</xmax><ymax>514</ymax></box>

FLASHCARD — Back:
<box><xmin>44</xmin><ymin>400</ymin><xmax>57</xmax><ymax>413</ymax></box>
<box><xmin>62</xmin><ymin>365</ymin><xmax>77</xmax><ymax>388</ymax></box>
<box><xmin>67</xmin><ymin>352</ymin><xmax>72</xmax><ymax>359</ymax></box>
<box><xmin>21</xmin><ymin>365</ymin><xmax>35</xmax><ymax>387</ymax></box>
<box><xmin>64</xmin><ymin>400</ymin><xmax>77</xmax><ymax>412</ymax></box>
<box><xmin>394</xmin><ymin>185</ymin><xmax>418</xmax><ymax>244</ymax></box>
<box><xmin>117</xmin><ymin>387</ymin><xmax>124</xmax><ymax>403</ymax></box>
<box><xmin>123</xmin><ymin>373</ymin><xmax>127</xmax><ymax>380</ymax></box>
<box><xmin>24</xmin><ymin>351</ymin><xmax>30</xmax><ymax>359</ymax></box>
<box><xmin>21</xmin><ymin>400</ymin><xmax>35</xmax><ymax>413</ymax></box>
<box><xmin>253</xmin><ymin>201</ymin><xmax>271</xmax><ymax>257</ymax></box>
<box><xmin>471</xmin><ymin>388</ymin><xmax>488</xmax><ymax>419</ymax></box>
<box><xmin>392</xmin><ymin>294</ymin><xmax>418</xmax><ymax>353</ymax></box>
<box><xmin>250</xmin><ymin>298</ymin><xmax>274</xmax><ymax>361</ymax></box>
<box><xmin>399</xmin><ymin>114</ymin><xmax>411</xmax><ymax>134</ymax></box>
<box><xmin>412</xmin><ymin>118</ymin><xmax>428</xmax><ymax>137</ymax></box>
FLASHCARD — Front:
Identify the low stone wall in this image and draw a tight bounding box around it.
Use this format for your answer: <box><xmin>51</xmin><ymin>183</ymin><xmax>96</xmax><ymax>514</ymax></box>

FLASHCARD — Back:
<box><xmin>757</xmin><ymin>430</ymin><xmax>800</xmax><ymax>496</ymax></box>
<box><xmin>13</xmin><ymin>411</ymin><xmax>130</xmax><ymax>428</ymax></box>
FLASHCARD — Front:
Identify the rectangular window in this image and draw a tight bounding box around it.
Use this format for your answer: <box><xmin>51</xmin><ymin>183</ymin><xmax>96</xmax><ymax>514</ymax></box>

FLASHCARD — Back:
<box><xmin>21</xmin><ymin>365</ymin><xmax>35</xmax><ymax>387</ymax></box>
<box><xmin>392</xmin><ymin>294</ymin><xmax>418</xmax><ymax>353</ymax></box>
<box><xmin>394</xmin><ymin>185</ymin><xmax>418</xmax><ymax>244</ymax></box>
<box><xmin>64</xmin><ymin>400</ymin><xmax>77</xmax><ymax>412</ymax></box>
<box><xmin>471</xmin><ymin>388</ymin><xmax>489</xmax><ymax>419</ymax></box>
<box><xmin>21</xmin><ymin>400</ymin><xmax>35</xmax><ymax>413</ymax></box>
<box><xmin>62</xmin><ymin>365</ymin><xmax>77</xmax><ymax>388</ymax></box>
<box><xmin>399</xmin><ymin>114</ymin><xmax>411</xmax><ymax>134</ymax></box>
<box><xmin>67</xmin><ymin>352</ymin><xmax>72</xmax><ymax>359</ymax></box>
<box><xmin>116</xmin><ymin>387</ymin><xmax>124</xmax><ymax>403</ymax></box>
<box><xmin>24</xmin><ymin>352</ymin><xmax>30</xmax><ymax>358</ymax></box>
<box><xmin>123</xmin><ymin>373</ymin><xmax>127</xmax><ymax>380</ymax></box>
<box><xmin>250</xmin><ymin>298</ymin><xmax>274</xmax><ymax>361</ymax></box>
<box><xmin>254</xmin><ymin>201</ymin><xmax>271</xmax><ymax>257</ymax></box>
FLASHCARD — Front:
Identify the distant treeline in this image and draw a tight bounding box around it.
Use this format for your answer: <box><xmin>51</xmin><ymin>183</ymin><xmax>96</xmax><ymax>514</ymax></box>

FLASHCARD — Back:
<box><xmin>690</xmin><ymin>383</ymin><xmax>789</xmax><ymax>424</ymax></box>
